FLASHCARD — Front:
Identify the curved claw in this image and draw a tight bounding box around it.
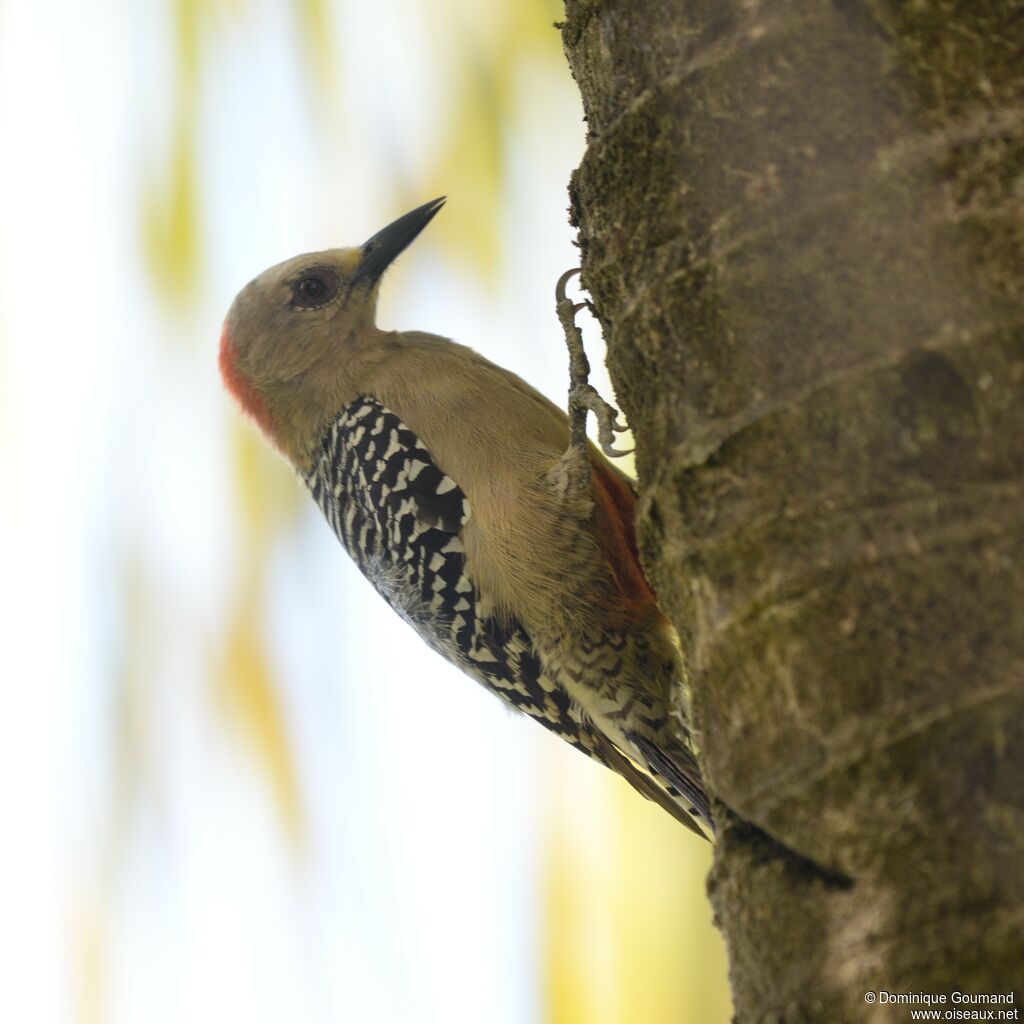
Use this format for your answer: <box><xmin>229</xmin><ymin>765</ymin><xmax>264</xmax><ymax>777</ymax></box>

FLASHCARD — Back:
<box><xmin>569</xmin><ymin>384</ymin><xmax>635</xmax><ymax>458</ymax></box>
<box><xmin>555</xmin><ymin>267</ymin><xmax>581</xmax><ymax>305</ymax></box>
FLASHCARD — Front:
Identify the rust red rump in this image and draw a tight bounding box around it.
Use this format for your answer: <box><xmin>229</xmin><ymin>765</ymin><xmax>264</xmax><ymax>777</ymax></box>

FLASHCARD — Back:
<box><xmin>219</xmin><ymin>324</ymin><xmax>275</xmax><ymax>439</ymax></box>
<box><xmin>588</xmin><ymin>455</ymin><xmax>661</xmax><ymax>622</ymax></box>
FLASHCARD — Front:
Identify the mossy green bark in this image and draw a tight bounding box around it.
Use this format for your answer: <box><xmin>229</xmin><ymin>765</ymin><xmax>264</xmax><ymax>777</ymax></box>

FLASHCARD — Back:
<box><xmin>561</xmin><ymin>0</ymin><xmax>1024</xmax><ymax>1018</ymax></box>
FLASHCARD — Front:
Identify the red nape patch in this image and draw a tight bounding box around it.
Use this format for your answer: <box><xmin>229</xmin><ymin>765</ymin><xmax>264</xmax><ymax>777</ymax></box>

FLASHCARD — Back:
<box><xmin>589</xmin><ymin>456</ymin><xmax>658</xmax><ymax>615</ymax></box>
<box><xmin>218</xmin><ymin>325</ymin><xmax>276</xmax><ymax>441</ymax></box>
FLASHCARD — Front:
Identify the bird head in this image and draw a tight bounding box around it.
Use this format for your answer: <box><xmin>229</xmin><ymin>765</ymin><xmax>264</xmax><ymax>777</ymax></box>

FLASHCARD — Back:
<box><xmin>219</xmin><ymin>197</ymin><xmax>445</xmax><ymax>462</ymax></box>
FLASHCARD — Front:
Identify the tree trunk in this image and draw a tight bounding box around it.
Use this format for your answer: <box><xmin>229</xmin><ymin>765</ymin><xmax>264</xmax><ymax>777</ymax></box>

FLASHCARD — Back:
<box><xmin>560</xmin><ymin>1</ymin><xmax>1024</xmax><ymax>1018</ymax></box>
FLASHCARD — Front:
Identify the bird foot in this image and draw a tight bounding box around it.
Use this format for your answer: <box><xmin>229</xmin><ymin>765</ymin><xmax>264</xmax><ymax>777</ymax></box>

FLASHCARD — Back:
<box><xmin>555</xmin><ymin>269</ymin><xmax>633</xmax><ymax>459</ymax></box>
<box><xmin>569</xmin><ymin>384</ymin><xmax>633</xmax><ymax>458</ymax></box>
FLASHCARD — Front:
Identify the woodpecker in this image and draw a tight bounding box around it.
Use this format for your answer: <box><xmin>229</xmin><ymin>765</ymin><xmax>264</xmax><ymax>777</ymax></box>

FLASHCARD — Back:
<box><xmin>220</xmin><ymin>198</ymin><xmax>713</xmax><ymax>837</ymax></box>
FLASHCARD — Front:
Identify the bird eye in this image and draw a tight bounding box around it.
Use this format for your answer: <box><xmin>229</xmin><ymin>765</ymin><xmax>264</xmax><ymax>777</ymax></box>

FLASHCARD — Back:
<box><xmin>292</xmin><ymin>267</ymin><xmax>340</xmax><ymax>309</ymax></box>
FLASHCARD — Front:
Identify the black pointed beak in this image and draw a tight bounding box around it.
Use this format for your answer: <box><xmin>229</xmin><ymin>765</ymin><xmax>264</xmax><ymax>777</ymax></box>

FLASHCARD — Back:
<box><xmin>353</xmin><ymin>197</ymin><xmax>446</xmax><ymax>286</ymax></box>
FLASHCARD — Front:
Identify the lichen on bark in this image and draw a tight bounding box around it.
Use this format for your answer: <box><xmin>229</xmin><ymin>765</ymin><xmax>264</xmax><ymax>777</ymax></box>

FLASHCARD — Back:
<box><xmin>561</xmin><ymin>0</ymin><xmax>1024</xmax><ymax>1018</ymax></box>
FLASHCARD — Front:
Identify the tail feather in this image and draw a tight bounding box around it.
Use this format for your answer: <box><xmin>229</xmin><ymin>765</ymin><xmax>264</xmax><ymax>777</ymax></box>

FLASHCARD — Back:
<box><xmin>590</xmin><ymin>729</ymin><xmax>713</xmax><ymax>839</ymax></box>
<box><xmin>629</xmin><ymin>734</ymin><xmax>715</xmax><ymax>836</ymax></box>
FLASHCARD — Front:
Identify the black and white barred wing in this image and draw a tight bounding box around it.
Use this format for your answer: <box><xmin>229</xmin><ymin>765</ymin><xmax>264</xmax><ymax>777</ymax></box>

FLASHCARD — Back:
<box><xmin>302</xmin><ymin>398</ymin><xmax>591</xmax><ymax>750</ymax></box>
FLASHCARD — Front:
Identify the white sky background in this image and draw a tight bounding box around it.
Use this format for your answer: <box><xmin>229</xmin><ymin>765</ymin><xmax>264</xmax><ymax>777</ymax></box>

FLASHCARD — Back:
<box><xmin>0</xmin><ymin>0</ymin><xmax>606</xmax><ymax>1021</ymax></box>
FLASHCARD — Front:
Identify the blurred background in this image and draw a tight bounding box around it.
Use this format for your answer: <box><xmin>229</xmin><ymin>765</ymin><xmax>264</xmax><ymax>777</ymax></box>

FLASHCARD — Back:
<box><xmin>0</xmin><ymin>0</ymin><xmax>731</xmax><ymax>1020</ymax></box>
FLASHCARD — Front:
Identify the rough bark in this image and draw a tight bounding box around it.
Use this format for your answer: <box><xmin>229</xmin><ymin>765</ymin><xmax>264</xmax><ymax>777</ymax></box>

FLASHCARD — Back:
<box><xmin>561</xmin><ymin>1</ymin><xmax>1024</xmax><ymax>1019</ymax></box>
